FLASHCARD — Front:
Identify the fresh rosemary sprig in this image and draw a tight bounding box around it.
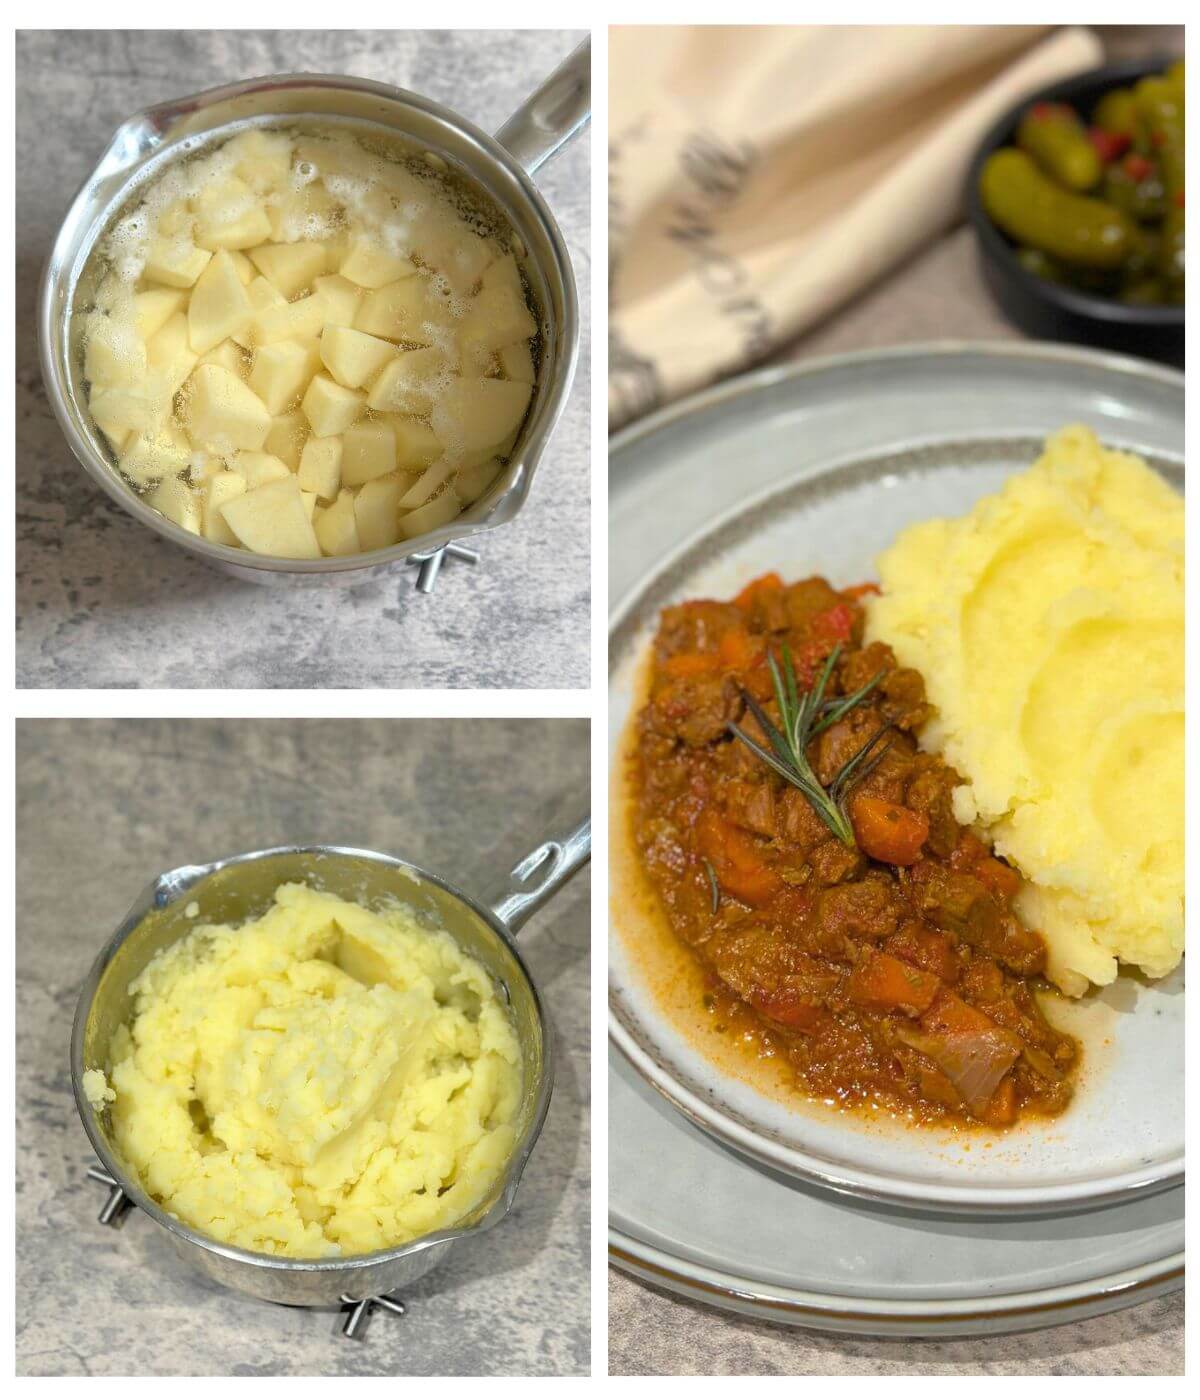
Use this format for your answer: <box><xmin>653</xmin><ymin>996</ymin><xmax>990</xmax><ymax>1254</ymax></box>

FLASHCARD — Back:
<box><xmin>701</xmin><ymin>858</ymin><xmax>720</xmax><ymax>914</ymax></box>
<box><xmin>728</xmin><ymin>643</ymin><xmax>892</xmax><ymax>847</ymax></box>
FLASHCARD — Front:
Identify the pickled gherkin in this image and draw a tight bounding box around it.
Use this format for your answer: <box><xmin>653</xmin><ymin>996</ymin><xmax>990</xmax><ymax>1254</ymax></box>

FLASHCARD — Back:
<box><xmin>1017</xmin><ymin>102</ymin><xmax>1102</xmax><ymax>191</ymax></box>
<box><xmin>981</xmin><ymin>150</ymin><xmax>1134</xmax><ymax>269</ymax></box>
<box><xmin>980</xmin><ymin>62</ymin><xmax>1184</xmax><ymax>305</ymax></box>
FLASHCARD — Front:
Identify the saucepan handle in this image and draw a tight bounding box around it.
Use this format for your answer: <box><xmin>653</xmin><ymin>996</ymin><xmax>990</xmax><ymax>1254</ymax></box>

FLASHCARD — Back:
<box><xmin>489</xmin><ymin>817</ymin><xmax>591</xmax><ymax>934</ymax></box>
<box><xmin>495</xmin><ymin>36</ymin><xmax>591</xmax><ymax>177</ymax></box>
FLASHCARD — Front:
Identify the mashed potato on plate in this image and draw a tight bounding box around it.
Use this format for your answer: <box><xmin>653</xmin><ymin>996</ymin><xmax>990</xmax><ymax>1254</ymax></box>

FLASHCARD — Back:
<box><xmin>866</xmin><ymin>426</ymin><xmax>1183</xmax><ymax>996</ymax></box>
<box><xmin>88</xmin><ymin>883</ymin><xmax>522</xmax><ymax>1257</ymax></box>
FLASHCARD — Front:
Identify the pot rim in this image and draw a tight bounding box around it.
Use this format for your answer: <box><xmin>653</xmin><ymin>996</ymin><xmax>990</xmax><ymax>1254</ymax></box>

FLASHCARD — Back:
<box><xmin>39</xmin><ymin>69</ymin><xmax>581</xmax><ymax>576</ymax></box>
<box><xmin>69</xmin><ymin>841</ymin><xmax>555</xmax><ymax>1275</ymax></box>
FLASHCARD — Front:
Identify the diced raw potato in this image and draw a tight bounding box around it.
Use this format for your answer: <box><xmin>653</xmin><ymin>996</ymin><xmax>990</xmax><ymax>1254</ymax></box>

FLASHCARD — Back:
<box><xmin>459</xmin><ymin>429</ymin><xmax>519</xmax><ymax>471</ymax></box>
<box><xmin>251</xmin><ymin>293</ymin><xmax>328</xmax><ymax>347</ymax></box>
<box><xmin>193</xmin><ymin>176</ymin><xmax>273</xmax><ymax>252</ymax></box>
<box><xmin>397</xmin><ymin>488</ymin><xmax>463</xmax><ymax>540</ymax></box>
<box><xmin>455</xmin><ymin>458</ymin><xmax>502</xmax><ymax>505</ymax></box>
<box><xmin>339</xmin><ymin>236</ymin><xmax>417</xmax><ymax>289</ymax></box>
<box><xmin>320</xmin><ymin>325</ymin><xmax>397</xmax><ymax>389</ymax></box>
<box><xmin>250</xmin><ymin>340</ymin><xmax>320</xmax><ymax>414</ymax></box>
<box><xmin>354</xmin><ymin>277</ymin><xmax>450</xmax><ymax>342</ymax></box>
<box><xmin>147</xmin><ymin>312</ymin><xmax>200</xmax><ymax>396</ymax></box>
<box><xmin>232</xmin><ymin>277</ymin><xmax>287</xmax><ymax>348</ymax></box>
<box><xmin>302</xmin><ymin>374</ymin><xmax>365</xmax><ymax>437</ymax></box>
<box><xmin>353</xmin><ymin>473</ymin><xmax>408</xmax><ymax>551</ymax></box>
<box><xmin>299</xmin><ymin>491</ymin><xmax>317</xmax><ymax>522</ymax></box>
<box><xmin>459</xmin><ymin>283</ymin><xmax>537</xmax><ymax>355</ymax></box>
<box><xmin>156</xmin><ymin>200</ymin><xmax>194</xmax><ymax>238</ymax></box>
<box><xmin>387</xmin><ymin>415</ymin><xmax>443</xmax><ymax>470</ymax></box>
<box><xmin>498</xmin><ymin>341</ymin><xmax>535</xmax><ymax>384</ymax></box>
<box><xmin>297</xmin><ymin>435</ymin><xmax>343</xmax><ymax>500</ymax></box>
<box><xmin>313</xmin><ymin>274</ymin><xmax>362</xmax><ymax>328</ymax></box>
<box><xmin>432</xmin><ymin>377</ymin><xmax>530</xmax><ymax>453</ymax></box>
<box><xmin>314</xmin><ymin>489</ymin><xmax>361</xmax><ymax>557</ymax></box>
<box><xmin>398</xmin><ymin>457</ymin><xmax>456</xmax><ymax>509</ymax></box>
<box><xmin>265</xmin><ymin>184</ymin><xmax>340</xmax><ymax>243</ymax></box>
<box><xmin>201</xmin><ymin>471</ymin><xmax>248</xmax><ymax>545</ymax></box>
<box><xmin>146</xmin><ymin>476</ymin><xmax>201</xmax><ymax>534</ymax></box>
<box><xmin>220</xmin><ymin>476</ymin><xmax>321</xmax><ymax>558</ymax></box>
<box><xmin>84</xmin><ymin>314</ymin><xmax>147</xmax><ymax>389</ymax></box>
<box><xmin>482</xmin><ymin>253</ymin><xmax>523</xmax><ymax>299</ymax></box>
<box><xmin>264</xmin><ymin>410</ymin><xmax>308</xmax><ymax>469</ymax></box>
<box><xmin>249</xmin><ymin>242</ymin><xmax>328</xmax><ymax>298</ymax></box>
<box><xmin>197</xmin><ymin>339</ymin><xmax>249</xmax><ymax>377</ymax></box>
<box><xmin>188</xmin><ymin>251</ymin><xmax>253</xmax><ymax>354</ymax></box>
<box><xmin>89</xmin><ymin>384</ymin><xmax>171</xmax><ymax>440</ymax></box>
<box><xmin>227</xmin><ymin>129</ymin><xmax>293</xmax><ymax>193</ymax></box>
<box><xmin>340</xmin><ymin>421</ymin><xmax>397</xmax><ymax>487</ymax></box>
<box><xmin>186</xmin><ymin>364</ymin><xmax>271</xmax><ymax>451</ymax></box>
<box><xmin>133</xmin><ymin>288</ymin><xmax>186</xmax><ymax>341</ymax></box>
<box><xmin>144</xmin><ymin>238</ymin><xmax>212</xmax><ymax>289</ymax></box>
<box><xmin>118</xmin><ymin>421</ymin><xmax>191</xmax><ymax>488</ymax></box>
<box><xmin>234</xmin><ymin>451</ymin><xmax>292</xmax><ymax>488</ymax></box>
<box><xmin>187</xmin><ymin>451</ymin><xmax>226</xmax><ymax>485</ymax></box>
<box><xmin>366</xmin><ymin>348</ymin><xmax>451</xmax><ymax>415</ymax></box>
<box><xmin>412</xmin><ymin>220</ymin><xmax>493</xmax><ymax>293</ymax></box>
<box><xmin>228</xmin><ymin>251</ymin><xmax>256</xmax><ymax>285</ymax></box>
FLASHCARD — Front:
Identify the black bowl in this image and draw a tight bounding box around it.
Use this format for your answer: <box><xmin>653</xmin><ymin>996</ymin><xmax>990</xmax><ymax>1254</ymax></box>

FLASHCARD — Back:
<box><xmin>965</xmin><ymin>57</ymin><xmax>1183</xmax><ymax>366</ymax></box>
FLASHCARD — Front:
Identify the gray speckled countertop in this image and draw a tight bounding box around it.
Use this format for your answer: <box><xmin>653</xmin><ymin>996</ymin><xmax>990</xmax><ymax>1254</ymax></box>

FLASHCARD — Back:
<box><xmin>16</xmin><ymin>718</ymin><xmax>590</xmax><ymax>1376</ymax></box>
<box><xmin>16</xmin><ymin>29</ymin><xmax>590</xmax><ymax>689</ymax></box>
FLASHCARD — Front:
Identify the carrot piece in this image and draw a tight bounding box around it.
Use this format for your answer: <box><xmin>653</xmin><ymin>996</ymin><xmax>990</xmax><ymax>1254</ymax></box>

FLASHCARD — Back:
<box><xmin>846</xmin><ymin>951</ymin><xmax>941</xmax><ymax>1016</ymax></box>
<box><xmin>974</xmin><ymin>855</ymin><xmax>1021</xmax><ymax>901</ymax></box>
<box><xmin>750</xmin><ymin>987</ymin><xmax>825</xmax><ymax>1032</ymax></box>
<box><xmin>842</xmin><ymin>581</ymin><xmax>881</xmax><ymax>600</ymax></box>
<box><xmin>695</xmin><ymin>808</ymin><xmax>781</xmax><ymax>907</ymax></box>
<box><xmin>661</xmin><ymin>651</ymin><xmax>721</xmax><ymax>680</ymax></box>
<box><xmin>850</xmin><ymin>795</ymin><xmax>929</xmax><ymax>866</ymax></box>
<box><xmin>733</xmin><ymin>572</ymin><xmax>784</xmax><ymax>608</ymax></box>
<box><xmin>981</xmin><ymin>1075</ymin><xmax>1016</xmax><ymax>1128</ymax></box>
<box><xmin>718</xmin><ymin>627</ymin><xmax>761</xmax><ymax>672</ymax></box>
<box><xmin>813</xmin><ymin>601</ymin><xmax>856</xmax><ymax>641</ymax></box>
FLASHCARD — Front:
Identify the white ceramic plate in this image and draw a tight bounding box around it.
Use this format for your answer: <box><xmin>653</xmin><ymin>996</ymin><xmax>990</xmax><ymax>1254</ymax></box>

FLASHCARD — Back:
<box><xmin>610</xmin><ymin>343</ymin><xmax>1184</xmax><ymax>1218</ymax></box>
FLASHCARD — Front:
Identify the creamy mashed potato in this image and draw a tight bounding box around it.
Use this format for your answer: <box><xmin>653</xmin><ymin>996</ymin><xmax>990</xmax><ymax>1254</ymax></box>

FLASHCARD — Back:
<box><xmin>866</xmin><ymin>425</ymin><xmax>1182</xmax><ymax>995</ymax></box>
<box><xmin>89</xmin><ymin>883</ymin><xmax>522</xmax><ymax>1257</ymax></box>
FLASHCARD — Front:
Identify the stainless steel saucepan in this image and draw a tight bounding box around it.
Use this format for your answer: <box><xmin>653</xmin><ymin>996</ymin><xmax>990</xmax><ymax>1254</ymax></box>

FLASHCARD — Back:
<box><xmin>40</xmin><ymin>40</ymin><xmax>589</xmax><ymax>587</ymax></box>
<box><xmin>70</xmin><ymin>821</ymin><xmax>589</xmax><ymax>1334</ymax></box>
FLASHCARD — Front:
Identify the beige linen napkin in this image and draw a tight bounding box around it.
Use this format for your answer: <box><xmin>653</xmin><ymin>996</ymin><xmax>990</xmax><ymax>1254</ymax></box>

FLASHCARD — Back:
<box><xmin>610</xmin><ymin>25</ymin><xmax>1104</xmax><ymax>428</ymax></box>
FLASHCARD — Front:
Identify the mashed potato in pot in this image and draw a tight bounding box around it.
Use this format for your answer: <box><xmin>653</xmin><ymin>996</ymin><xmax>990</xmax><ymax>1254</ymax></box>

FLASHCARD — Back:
<box><xmin>87</xmin><ymin>883</ymin><xmax>523</xmax><ymax>1257</ymax></box>
<box><xmin>866</xmin><ymin>425</ymin><xmax>1183</xmax><ymax>996</ymax></box>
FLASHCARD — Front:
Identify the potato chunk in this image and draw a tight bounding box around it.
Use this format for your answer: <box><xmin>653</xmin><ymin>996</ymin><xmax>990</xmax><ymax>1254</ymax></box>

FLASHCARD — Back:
<box><xmin>498</xmin><ymin>341</ymin><xmax>535</xmax><ymax>385</ymax></box>
<box><xmin>249</xmin><ymin>242</ymin><xmax>328</xmax><ymax>298</ymax></box>
<box><xmin>234</xmin><ymin>451</ymin><xmax>292</xmax><ymax>488</ymax></box>
<box><xmin>250</xmin><ymin>340</ymin><xmax>320</xmax><ymax>414</ymax></box>
<box><xmin>118</xmin><ymin>421</ymin><xmax>191</xmax><ymax>489</ymax></box>
<box><xmin>313</xmin><ymin>274</ymin><xmax>363</xmax><ymax>329</ymax></box>
<box><xmin>146</xmin><ymin>476</ymin><xmax>201</xmax><ymax>534</ymax></box>
<box><xmin>387</xmin><ymin>415</ymin><xmax>443</xmax><ymax>470</ymax></box>
<box><xmin>133</xmin><ymin>288</ymin><xmax>186</xmax><ymax>342</ymax></box>
<box><xmin>201</xmin><ymin>471</ymin><xmax>248</xmax><ymax>545</ymax></box>
<box><xmin>188</xmin><ymin>251</ymin><xmax>253</xmax><ymax>354</ymax></box>
<box><xmin>354</xmin><ymin>474</ymin><xmax>408</xmax><ymax>551</ymax></box>
<box><xmin>301</xmin><ymin>374</ymin><xmax>365</xmax><ymax>437</ymax></box>
<box><xmin>432</xmin><ymin>378</ymin><xmax>530</xmax><ymax>453</ymax></box>
<box><xmin>398</xmin><ymin>488</ymin><xmax>463</xmax><ymax>540</ymax></box>
<box><xmin>339</xmin><ymin>236</ymin><xmax>417</xmax><ymax>289</ymax></box>
<box><xmin>314</xmin><ymin>489</ymin><xmax>361</xmax><ymax>557</ymax></box>
<box><xmin>297</xmin><ymin>435</ymin><xmax>343</xmax><ymax>500</ymax></box>
<box><xmin>366</xmin><ymin>349</ymin><xmax>451</xmax><ymax>415</ymax></box>
<box><xmin>264</xmin><ymin>409</ymin><xmax>309</xmax><ymax>469</ymax></box>
<box><xmin>320</xmin><ymin>325</ymin><xmax>398</xmax><ymax>389</ymax></box>
<box><xmin>144</xmin><ymin>238</ymin><xmax>211</xmax><ymax>289</ymax></box>
<box><xmin>84</xmin><ymin>314</ymin><xmax>147</xmax><ymax>389</ymax></box>
<box><xmin>354</xmin><ymin>277</ymin><xmax>449</xmax><ymax>342</ymax></box>
<box><xmin>186</xmin><ymin>364</ymin><xmax>271</xmax><ymax>451</ymax></box>
<box><xmin>220</xmin><ymin>475</ymin><xmax>321</xmax><ymax>558</ymax></box>
<box><xmin>148</xmin><ymin>312</ymin><xmax>200</xmax><ymax>395</ymax></box>
<box><xmin>341</xmin><ymin>421</ymin><xmax>398</xmax><ymax>487</ymax></box>
<box><xmin>193</xmin><ymin>176</ymin><xmax>273</xmax><ymax>252</ymax></box>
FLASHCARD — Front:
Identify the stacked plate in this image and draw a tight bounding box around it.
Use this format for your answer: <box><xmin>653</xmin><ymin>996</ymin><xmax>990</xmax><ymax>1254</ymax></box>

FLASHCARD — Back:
<box><xmin>608</xmin><ymin>344</ymin><xmax>1184</xmax><ymax>1338</ymax></box>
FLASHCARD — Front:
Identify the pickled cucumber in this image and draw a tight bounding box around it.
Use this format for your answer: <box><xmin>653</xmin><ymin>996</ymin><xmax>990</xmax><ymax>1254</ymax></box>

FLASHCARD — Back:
<box><xmin>981</xmin><ymin>149</ymin><xmax>1135</xmax><ymax>269</ymax></box>
<box><xmin>1017</xmin><ymin>102</ymin><xmax>1102</xmax><ymax>191</ymax></box>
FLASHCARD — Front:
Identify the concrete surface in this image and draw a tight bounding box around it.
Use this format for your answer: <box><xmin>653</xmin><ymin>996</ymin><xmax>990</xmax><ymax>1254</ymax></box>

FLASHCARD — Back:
<box><xmin>16</xmin><ymin>718</ymin><xmax>590</xmax><ymax>1376</ymax></box>
<box><xmin>607</xmin><ymin>23</ymin><xmax>1183</xmax><ymax>1376</ymax></box>
<box><xmin>16</xmin><ymin>29</ymin><xmax>590</xmax><ymax>689</ymax></box>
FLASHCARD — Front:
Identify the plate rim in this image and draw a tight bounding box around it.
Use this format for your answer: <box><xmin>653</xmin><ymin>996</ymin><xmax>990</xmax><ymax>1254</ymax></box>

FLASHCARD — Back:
<box><xmin>608</xmin><ymin>343</ymin><xmax>1185</xmax><ymax>1215</ymax></box>
<box><xmin>608</xmin><ymin>1223</ymin><xmax>1184</xmax><ymax>1339</ymax></box>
